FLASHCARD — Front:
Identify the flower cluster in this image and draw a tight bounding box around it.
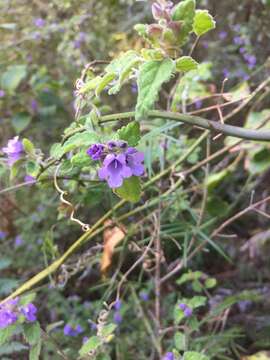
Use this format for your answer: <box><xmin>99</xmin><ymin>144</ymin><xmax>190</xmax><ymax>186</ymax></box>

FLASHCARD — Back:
<box><xmin>162</xmin><ymin>352</ymin><xmax>174</xmax><ymax>360</ymax></box>
<box><xmin>0</xmin><ymin>298</ymin><xmax>37</xmax><ymax>328</ymax></box>
<box><xmin>86</xmin><ymin>140</ymin><xmax>144</xmax><ymax>189</ymax></box>
<box><xmin>2</xmin><ymin>136</ymin><xmax>24</xmax><ymax>166</ymax></box>
<box><xmin>179</xmin><ymin>303</ymin><xmax>193</xmax><ymax>317</ymax></box>
<box><xmin>63</xmin><ymin>323</ymin><xmax>83</xmax><ymax>337</ymax></box>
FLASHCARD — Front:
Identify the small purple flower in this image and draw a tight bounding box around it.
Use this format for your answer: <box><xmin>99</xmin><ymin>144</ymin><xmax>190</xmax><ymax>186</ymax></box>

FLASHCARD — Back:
<box><xmin>244</xmin><ymin>54</ymin><xmax>257</xmax><ymax>69</ymax></box>
<box><xmin>184</xmin><ymin>307</ymin><xmax>193</xmax><ymax>317</ymax></box>
<box><xmin>75</xmin><ymin>324</ymin><xmax>83</xmax><ymax>334</ymax></box>
<box><xmin>34</xmin><ymin>18</ymin><xmax>45</xmax><ymax>28</ymax></box>
<box><xmin>0</xmin><ymin>231</ymin><xmax>7</xmax><ymax>240</ymax></box>
<box><xmin>82</xmin><ymin>336</ymin><xmax>89</xmax><ymax>344</ymax></box>
<box><xmin>233</xmin><ymin>36</ymin><xmax>245</xmax><ymax>45</ymax></box>
<box><xmin>114</xmin><ymin>300</ymin><xmax>122</xmax><ymax>311</ymax></box>
<box><xmin>2</xmin><ymin>136</ymin><xmax>24</xmax><ymax>166</ymax></box>
<box><xmin>0</xmin><ymin>309</ymin><xmax>17</xmax><ymax>328</ymax></box>
<box><xmin>24</xmin><ymin>175</ymin><xmax>36</xmax><ymax>184</ymax></box>
<box><xmin>162</xmin><ymin>352</ymin><xmax>174</xmax><ymax>360</ymax></box>
<box><xmin>194</xmin><ymin>99</ymin><xmax>202</xmax><ymax>110</ymax></box>
<box><xmin>239</xmin><ymin>47</ymin><xmax>246</xmax><ymax>54</ymax></box>
<box><xmin>113</xmin><ymin>312</ymin><xmax>122</xmax><ymax>324</ymax></box>
<box><xmin>30</xmin><ymin>99</ymin><xmax>38</xmax><ymax>113</ymax></box>
<box><xmin>152</xmin><ymin>3</ymin><xmax>163</xmax><ymax>20</ymax></box>
<box><xmin>131</xmin><ymin>83</ymin><xmax>138</xmax><ymax>94</ymax></box>
<box><xmin>218</xmin><ymin>31</ymin><xmax>227</xmax><ymax>40</ymax></box>
<box><xmin>0</xmin><ymin>89</ymin><xmax>5</xmax><ymax>98</ymax></box>
<box><xmin>86</xmin><ymin>144</ymin><xmax>105</xmax><ymax>161</ymax></box>
<box><xmin>14</xmin><ymin>235</ymin><xmax>24</xmax><ymax>247</ymax></box>
<box><xmin>90</xmin><ymin>322</ymin><xmax>97</xmax><ymax>331</ymax></box>
<box><xmin>139</xmin><ymin>291</ymin><xmax>149</xmax><ymax>301</ymax></box>
<box><xmin>222</xmin><ymin>68</ymin><xmax>230</xmax><ymax>78</ymax></box>
<box><xmin>98</xmin><ymin>153</ymin><xmax>132</xmax><ymax>188</ymax></box>
<box><xmin>63</xmin><ymin>323</ymin><xmax>83</xmax><ymax>336</ymax></box>
<box><xmin>201</xmin><ymin>41</ymin><xmax>209</xmax><ymax>49</ymax></box>
<box><xmin>179</xmin><ymin>303</ymin><xmax>192</xmax><ymax>317</ymax></box>
<box><xmin>21</xmin><ymin>303</ymin><xmax>37</xmax><ymax>322</ymax></box>
<box><xmin>125</xmin><ymin>147</ymin><xmax>144</xmax><ymax>176</ymax></box>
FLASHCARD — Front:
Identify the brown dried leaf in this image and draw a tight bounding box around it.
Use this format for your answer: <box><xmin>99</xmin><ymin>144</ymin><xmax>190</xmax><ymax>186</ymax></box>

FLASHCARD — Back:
<box><xmin>101</xmin><ymin>220</ymin><xmax>126</xmax><ymax>275</ymax></box>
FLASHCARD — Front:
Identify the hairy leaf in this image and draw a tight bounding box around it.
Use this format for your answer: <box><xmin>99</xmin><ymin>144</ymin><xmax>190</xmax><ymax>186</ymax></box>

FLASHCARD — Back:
<box><xmin>176</xmin><ymin>56</ymin><xmax>198</xmax><ymax>72</ymax></box>
<box><xmin>115</xmin><ymin>176</ymin><xmax>141</xmax><ymax>203</ymax></box>
<box><xmin>117</xmin><ymin>122</ymin><xmax>140</xmax><ymax>146</ymax></box>
<box><xmin>79</xmin><ymin>336</ymin><xmax>102</xmax><ymax>356</ymax></box>
<box><xmin>172</xmin><ymin>0</ymin><xmax>196</xmax><ymax>44</ymax></box>
<box><xmin>193</xmin><ymin>10</ymin><xmax>216</xmax><ymax>36</ymax></box>
<box><xmin>135</xmin><ymin>59</ymin><xmax>175</xmax><ymax>120</ymax></box>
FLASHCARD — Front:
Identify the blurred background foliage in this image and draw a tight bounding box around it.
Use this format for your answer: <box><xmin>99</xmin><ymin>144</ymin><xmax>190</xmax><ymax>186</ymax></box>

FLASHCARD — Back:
<box><xmin>1</xmin><ymin>0</ymin><xmax>270</xmax><ymax>359</ymax></box>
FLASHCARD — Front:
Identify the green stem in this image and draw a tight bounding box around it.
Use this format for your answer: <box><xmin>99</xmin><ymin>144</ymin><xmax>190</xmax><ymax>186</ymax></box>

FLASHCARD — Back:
<box><xmin>63</xmin><ymin>110</ymin><xmax>270</xmax><ymax>142</ymax></box>
<box><xmin>0</xmin><ymin>133</ymin><xmax>207</xmax><ymax>304</ymax></box>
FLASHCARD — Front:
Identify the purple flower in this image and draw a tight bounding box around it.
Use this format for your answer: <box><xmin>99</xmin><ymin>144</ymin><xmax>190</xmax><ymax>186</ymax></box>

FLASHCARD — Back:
<box><xmin>0</xmin><ymin>309</ymin><xmax>17</xmax><ymax>328</ymax></box>
<box><xmin>14</xmin><ymin>235</ymin><xmax>24</xmax><ymax>247</ymax></box>
<box><xmin>244</xmin><ymin>54</ymin><xmax>257</xmax><ymax>69</ymax></box>
<box><xmin>0</xmin><ymin>89</ymin><xmax>5</xmax><ymax>98</ymax></box>
<box><xmin>2</xmin><ymin>136</ymin><xmax>24</xmax><ymax>166</ymax></box>
<box><xmin>34</xmin><ymin>18</ymin><xmax>45</xmax><ymax>28</ymax></box>
<box><xmin>114</xmin><ymin>300</ymin><xmax>122</xmax><ymax>311</ymax></box>
<box><xmin>98</xmin><ymin>153</ymin><xmax>132</xmax><ymax>188</ymax></box>
<box><xmin>139</xmin><ymin>291</ymin><xmax>149</xmax><ymax>301</ymax></box>
<box><xmin>218</xmin><ymin>31</ymin><xmax>227</xmax><ymax>40</ymax></box>
<box><xmin>194</xmin><ymin>99</ymin><xmax>202</xmax><ymax>110</ymax></box>
<box><xmin>30</xmin><ymin>99</ymin><xmax>38</xmax><ymax>113</ymax></box>
<box><xmin>222</xmin><ymin>68</ymin><xmax>230</xmax><ymax>78</ymax></box>
<box><xmin>82</xmin><ymin>336</ymin><xmax>89</xmax><ymax>344</ymax></box>
<box><xmin>20</xmin><ymin>303</ymin><xmax>37</xmax><ymax>322</ymax></box>
<box><xmin>162</xmin><ymin>352</ymin><xmax>174</xmax><ymax>360</ymax></box>
<box><xmin>233</xmin><ymin>36</ymin><xmax>245</xmax><ymax>45</ymax></box>
<box><xmin>24</xmin><ymin>175</ymin><xmax>36</xmax><ymax>184</ymax></box>
<box><xmin>232</xmin><ymin>24</ymin><xmax>241</xmax><ymax>32</ymax></box>
<box><xmin>184</xmin><ymin>307</ymin><xmax>193</xmax><ymax>317</ymax></box>
<box><xmin>63</xmin><ymin>323</ymin><xmax>83</xmax><ymax>336</ymax></box>
<box><xmin>0</xmin><ymin>231</ymin><xmax>7</xmax><ymax>240</ymax></box>
<box><xmin>131</xmin><ymin>83</ymin><xmax>138</xmax><ymax>94</ymax></box>
<box><xmin>0</xmin><ymin>298</ymin><xmax>19</xmax><ymax>328</ymax></box>
<box><xmin>179</xmin><ymin>303</ymin><xmax>192</xmax><ymax>317</ymax></box>
<box><xmin>125</xmin><ymin>148</ymin><xmax>144</xmax><ymax>176</ymax></box>
<box><xmin>239</xmin><ymin>47</ymin><xmax>246</xmax><ymax>54</ymax></box>
<box><xmin>87</xmin><ymin>144</ymin><xmax>105</xmax><ymax>161</ymax></box>
<box><xmin>113</xmin><ymin>312</ymin><xmax>122</xmax><ymax>324</ymax></box>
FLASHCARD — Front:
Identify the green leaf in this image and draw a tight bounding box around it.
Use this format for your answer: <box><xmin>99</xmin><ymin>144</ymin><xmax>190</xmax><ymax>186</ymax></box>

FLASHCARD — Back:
<box><xmin>0</xmin><ymin>258</ymin><xmax>12</xmax><ymax>271</ymax></box>
<box><xmin>117</xmin><ymin>122</ymin><xmax>140</xmax><ymax>146</ymax></box>
<box><xmin>26</xmin><ymin>161</ymin><xmax>40</xmax><ymax>177</ymax></box>
<box><xmin>172</xmin><ymin>0</ymin><xmax>196</xmax><ymax>44</ymax></box>
<box><xmin>1</xmin><ymin>65</ymin><xmax>27</xmax><ymax>92</ymax></box>
<box><xmin>135</xmin><ymin>59</ymin><xmax>175</xmax><ymax>120</ymax></box>
<box><xmin>71</xmin><ymin>151</ymin><xmax>91</xmax><ymax>167</ymax></box>
<box><xmin>100</xmin><ymin>324</ymin><xmax>117</xmax><ymax>338</ymax></box>
<box><xmin>184</xmin><ymin>351</ymin><xmax>210</xmax><ymax>360</ymax></box>
<box><xmin>29</xmin><ymin>339</ymin><xmax>41</xmax><ymax>360</ymax></box>
<box><xmin>22</xmin><ymin>139</ymin><xmax>35</xmax><ymax>155</ymax></box>
<box><xmin>188</xmin><ymin>296</ymin><xmax>207</xmax><ymax>309</ymax></box>
<box><xmin>206</xmin><ymin>169</ymin><xmax>230</xmax><ymax>191</ymax></box>
<box><xmin>193</xmin><ymin>10</ymin><xmax>216</xmax><ymax>36</ymax></box>
<box><xmin>177</xmin><ymin>271</ymin><xmax>202</xmax><ymax>285</ymax></box>
<box><xmin>19</xmin><ymin>293</ymin><xmax>36</xmax><ymax>306</ymax></box>
<box><xmin>174</xmin><ymin>332</ymin><xmax>186</xmax><ymax>351</ymax></box>
<box><xmin>0</xmin><ymin>325</ymin><xmax>17</xmax><ymax>346</ymax></box>
<box><xmin>11</xmin><ymin>112</ymin><xmax>31</xmax><ymax>133</ymax></box>
<box><xmin>23</xmin><ymin>322</ymin><xmax>41</xmax><ymax>346</ymax></box>
<box><xmin>205</xmin><ymin>278</ymin><xmax>217</xmax><ymax>289</ymax></box>
<box><xmin>57</xmin><ymin>131</ymin><xmax>99</xmax><ymax>158</ymax></box>
<box><xmin>0</xmin><ymin>341</ymin><xmax>28</xmax><ymax>355</ymax></box>
<box><xmin>176</xmin><ymin>56</ymin><xmax>198</xmax><ymax>72</ymax></box>
<box><xmin>79</xmin><ymin>336</ymin><xmax>103</xmax><ymax>356</ymax></box>
<box><xmin>115</xmin><ymin>176</ymin><xmax>141</xmax><ymax>203</ymax></box>
<box><xmin>95</xmin><ymin>72</ymin><xmax>116</xmax><ymax>97</ymax></box>
<box><xmin>105</xmin><ymin>51</ymin><xmax>141</xmax><ymax>95</ymax></box>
